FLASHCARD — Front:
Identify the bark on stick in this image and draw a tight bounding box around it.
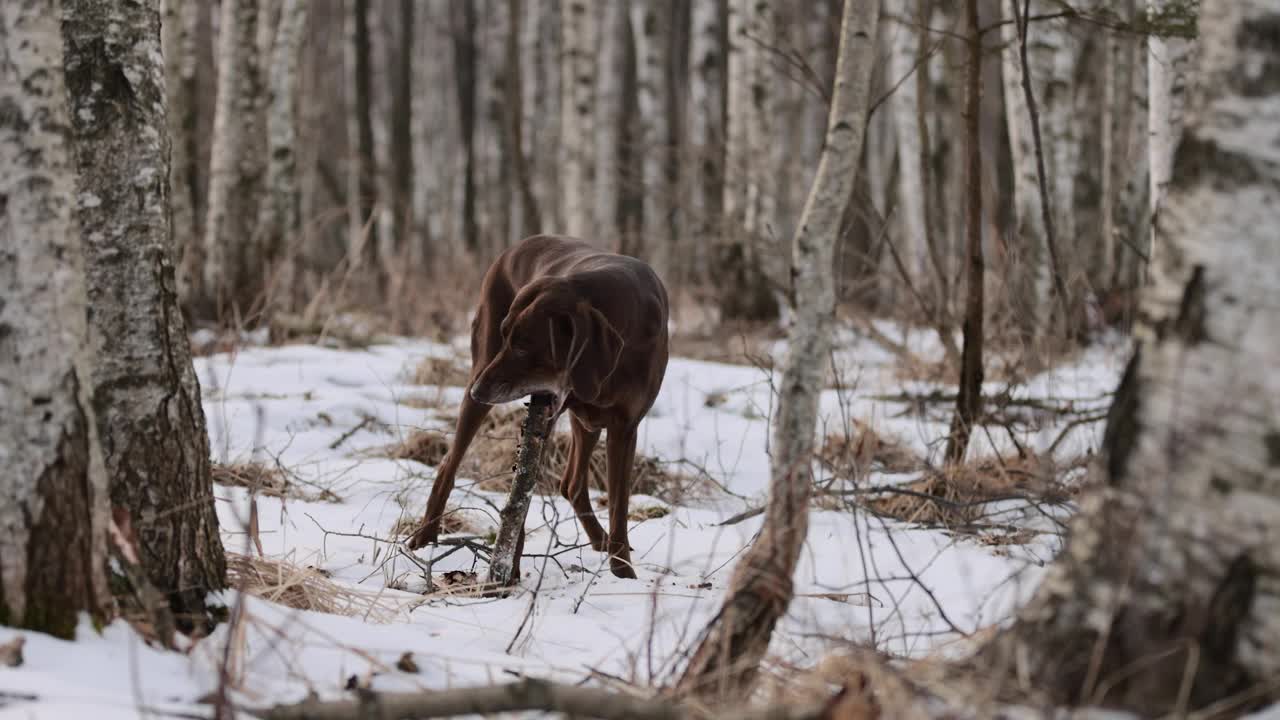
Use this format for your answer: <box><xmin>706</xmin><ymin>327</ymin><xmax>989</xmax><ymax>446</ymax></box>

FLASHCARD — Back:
<box><xmin>486</xmin><ymin>394</ymin><xmax>553</xmax><ymax>588</ymax></box>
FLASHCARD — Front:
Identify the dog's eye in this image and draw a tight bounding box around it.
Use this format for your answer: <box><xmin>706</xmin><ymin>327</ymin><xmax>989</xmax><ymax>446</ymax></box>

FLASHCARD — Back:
<box><xmin>511</xmin><ymin>346</ymin><xmax>529</xmax><ymax>358</ymax></box>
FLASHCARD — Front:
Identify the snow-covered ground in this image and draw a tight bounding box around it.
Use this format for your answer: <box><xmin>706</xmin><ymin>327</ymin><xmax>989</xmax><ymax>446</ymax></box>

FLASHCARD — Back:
<box><xmin>2</xmin><ymin>324</ymin><xmax>1146</xmax><ymax>718</ymax></box>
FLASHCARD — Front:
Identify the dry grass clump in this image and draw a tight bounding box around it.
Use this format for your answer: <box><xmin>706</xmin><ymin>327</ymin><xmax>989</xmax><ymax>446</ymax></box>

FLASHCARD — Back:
<box><xmin>387</xmin><ymin>506</ymin><xmax>487</xmax><ymax>538</ymax></box>
<box><xmin>818</xmin><ymin>421</ymin><xmax>922</xmax><ymax>477</ymax></box>
<box><xmin>862</xmin><ymin>452</ymin><xmax>1071</xmax><ymax>527</ymax></box>
<box><xmin>212</xmin><ymin>462</ymin><xmax>293</xmax><ymax>498</ymax></box>
<box><xmin>384</xmin><ymin>405</ymin><xmax>707</xmax><ymax>503</ymax></box>
<box><xmin>212</xmin><ymin>461</ymin><xmax>340</xmax><ymax>502</ymax></box>
<box><xmin>410</xmin><ymin>354</ymin><xmax>471</xmax><ymax>388</ymax></box>
<box><xmin>225</xmin><ymin>553</ymin><xmax>401</xmax><ymax>622</ymax></box>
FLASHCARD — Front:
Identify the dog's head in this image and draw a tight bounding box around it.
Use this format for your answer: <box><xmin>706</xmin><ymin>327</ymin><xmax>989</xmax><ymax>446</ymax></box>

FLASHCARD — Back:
<box><xmin>470</xmin><ymin>278</ymin><xmax>625</xmax><ymax>411</ymax></box>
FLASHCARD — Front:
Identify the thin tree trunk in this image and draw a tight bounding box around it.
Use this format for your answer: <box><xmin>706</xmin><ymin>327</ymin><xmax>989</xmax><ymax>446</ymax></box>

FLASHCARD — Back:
<box><xmin>62</xmin><ymin>0</ymin><xmax>227</xmax><ymax>626</ymax></box>
<box><xmin>203</xmin><ymin>0</ymin><xmax>266</xmax><ymax>319</ymax></box>
<box><xmin>676</xmin><ymin>0</ymin><xmax>880</xmax><ymax>699</ymax></box>
<box><xmin>594</xmin><ymin>0</ymin><xmax>627</xmax><ymax>251</ymax></box>
<box><xmin>560</xmin><ymin>0</ymin><xmax>598</xmax><ymax>238</ymax></box>
<box><xmin>162</xmin><ymin>0</ymin><xmax>200</xmax><ymax>312</ymax></box>
<box><xmin>260</xmin><ymin>0</ymin><xmax>308</xmax><ymax>314</ymax></box>
<box><xmin>530</xmin><ymin>0</ymin><xmax>562</xmax><ymax>233</ymax></box>
<box><xmin>507</xmin><ymin>0</ymin><xmax>541</xmax><ymax>237</ymax></box>
<box><xmin>0</xmin><ymin>0</ymin><xmax>111</xmax><ymax>638</ymax></box>
<box><xmin>450</xmin><ymin>0</ymin><xmax>480</xmax><ymax>253</ymax></box>
<box><xmin>944</xmin><ymin>0</ymin><xmax>984</xmax><ymax>465</ymax></box>
<box><xmin>687</xmin><ymin>0</ymin><xmax>727</xmax><ymax>283</ymax></box>
<box><xmin>345</xmin><ymin>0</ymin><xmax>378</xmax><ymax>269</ymax></box>
<box><xmin>889</xmin><ymin>11</ymin><xmax>928</xmax><ymax>289</ymax></box>
<box><xmin>1000</xmin><ymin>0</ymin><xmax>1049</xmax><ymax>342</ymax></box>
<box><xmin>980</xmin><ymin>6</ymin><xmax>1280</xmax><ymax>713</ymax></box>
<box><xmin>385</xmin><ymin>0</ymin><xmax>414</xmax><ymax>262</ymax></box>
<box><xmin>1145</xmin><ymin>0</ymin><xmax>1195</xmax><ymax>294</ymax></box>
<box><xmin>631</xmin><ymin>0</ymin><xmax>674</xmax><ymax>277</ymax></box>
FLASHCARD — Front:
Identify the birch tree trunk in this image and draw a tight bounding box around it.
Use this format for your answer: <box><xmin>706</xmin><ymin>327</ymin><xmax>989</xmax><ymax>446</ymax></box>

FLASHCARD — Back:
<box><xmin>480</xmin><ymin>0</ymin><xmax>513</xmax><ymax>255</ymax></box>
<box><xmin>560</xmin><ymin>0</ymin><xmax>598</xmax><ymax>238</ymax></box>
<box><xmin>888</xmin><ymin>11</ymin><xmax>927</xmax><ymax>288</ymax></box>
<box><xmin>980</xmin><ymin>3</ymin><xmax>1280</xmax><ymax>712</ymax></box>
<box><xmin>203</xmin><ymin>0</ymin><xmax>265</xmax><ymax>318</ymax></box>
<box><xmin>594</xmin><ymin>0</ymin><xmax>627</xmax><ymax>251</ymax></box>
<box><xmin>0</xmin><ymin>0</ymin><xmax>111</xmax><ymax>638</ymax></box>
<box><xmin>530</xmin><ymin>0</ymin><xmax>562</xmax><ymax>234</ymax></box>
<box><xmin>1146</xmin><ymin>0</ymin><xmax>1196</xmax><ymax>293</ymax></box>
<box><xmin>162</xmin><ymin>0</ymin><xmax>200</xmax><ymax>311</ymax></box>
<box><xmin>944</xmin><ymin>0</ymin><xmax>986</xmax><ymax>465</ymax></box>
<box><xmin>1000</xmin><ymin>0</ymin><xmax>1049</xmax><ymax>342</ymax></box>
<box><xmin>345</xmin><ymin>0</ymin><xmax>378</xmax><ymax>269</ymax></box>
<box><xmin>385</xmin><ymin>0</ymin><xmax>414</xmax><ymax>263</ymax></box>
<box><xmin>687</xmin><ymin>0</ymin><xmax>727</xmax><ymax>282</ymax></box>
<box><xmin>631</xmin><ymin>0</ymin><xmax>674</xmax><ymax>277</ymax></box>
<box><xmin>717</xmin><ymin>0</ymin><xmax>778</xmax><ymax>322</ymax></box>
<box><xmin>260</xmin><ymin>0</ymin><xmax>308</xmax><ymax>313</ymax></box>
<box><xmin>62</xmin><ymin>0</ymin><xmax>227</xmax><ymax>622</ymax></box>
<box><xmin>676</xmin><ymin>0</ymin><xmax>880</xmax><ymax>699</ymax></box>
<box><xmin>506</xmin><ymin>0</ymin><xmax>541</xmax><ymax>238</ymax></box>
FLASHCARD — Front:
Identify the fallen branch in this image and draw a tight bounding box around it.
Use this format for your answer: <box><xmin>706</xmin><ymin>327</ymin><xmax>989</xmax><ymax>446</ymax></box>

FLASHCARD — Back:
<box><xmin>254</xmin><ymin>677</ymin><xmax>825</xmax><ymax>720</ymax></box>
<box><xmin>487</xmin><ymin>394</ymin><xmax>553</xmax><ymax>588</ymax></box>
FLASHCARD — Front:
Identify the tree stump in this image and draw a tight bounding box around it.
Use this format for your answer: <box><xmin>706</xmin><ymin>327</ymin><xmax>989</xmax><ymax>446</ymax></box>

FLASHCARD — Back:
<box><xmin>486</xmin><ymin>393</ymin><xmax>554</xmax><ymax>588</ymax></box>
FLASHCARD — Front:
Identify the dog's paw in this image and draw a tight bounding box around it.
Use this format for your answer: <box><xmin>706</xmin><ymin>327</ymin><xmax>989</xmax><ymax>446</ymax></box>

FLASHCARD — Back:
<box><xmin>405</xmin><ymin>523</ymin><xmax>439</xmax><ymax>550</ymax></box>
<box><xmin>609</xmin><ymin>554</ymin><xmax>637</xmax><ymax>579</ymax></box>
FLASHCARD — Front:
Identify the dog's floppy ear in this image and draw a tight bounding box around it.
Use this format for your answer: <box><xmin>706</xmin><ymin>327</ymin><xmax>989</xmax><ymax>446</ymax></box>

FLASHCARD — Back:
<box><xmin>568</xmin><ymin>302</ymin><xmax>625</xmax><ymax>403</ymax></box>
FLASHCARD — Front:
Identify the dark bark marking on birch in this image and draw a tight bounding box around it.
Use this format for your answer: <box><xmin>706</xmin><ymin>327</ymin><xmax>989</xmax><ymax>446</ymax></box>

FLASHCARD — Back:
<box><xmin>1102</xmin><ymin>345</ymin><xmax>1143</xmax><ymax>485</ymax></box>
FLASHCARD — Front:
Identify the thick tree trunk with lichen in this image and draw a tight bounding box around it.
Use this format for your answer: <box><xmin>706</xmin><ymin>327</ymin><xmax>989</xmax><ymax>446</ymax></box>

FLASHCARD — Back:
<box><xmin>676</xmin><ymin>0</ymin><xmax>879</xmax><ymax>699</ymax></box>
<box><xmin>980</xmin><ymin>3</ymin><xmax>1280</xmax><ymax>713</ymax></box>
<box><xmin>0</xmin><ymin>0</ymin><xmax>111</xmax><ymax>638</ymax></box>
<box><xmin>203</xmin><ymin>0</ymin><xmax>265</xmax><ymax>318</ymax></box>
<box><xmin>61</xmin><ymin>0</ymin><xmax>227</xmax><ymax>625</ymax></box>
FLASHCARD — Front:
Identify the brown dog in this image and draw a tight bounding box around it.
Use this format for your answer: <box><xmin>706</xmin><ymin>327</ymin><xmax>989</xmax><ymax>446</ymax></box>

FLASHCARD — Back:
<box><xmin>406</xmin><ymin>235</ymin><xmax>669</xmax><ymax>579</ymax></box>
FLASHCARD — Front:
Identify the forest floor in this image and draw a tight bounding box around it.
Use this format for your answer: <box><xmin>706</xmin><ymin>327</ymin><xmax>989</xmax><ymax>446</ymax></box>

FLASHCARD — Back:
<box><xmin>1</xmin><ymin>319</ymin><xmax>1156</xmax><ymax>718</ymax></box>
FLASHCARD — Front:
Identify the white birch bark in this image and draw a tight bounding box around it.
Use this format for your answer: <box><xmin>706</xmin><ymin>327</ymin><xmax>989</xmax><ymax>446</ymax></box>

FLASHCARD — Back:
<box><xmin>0</xmin><ymin>0</ymin><xmax>110</xmax><ymax>636</ymax></box>
<box><xmin>889</xmin><ymin>11</ymin><xmax>928</xmax><ymax>283</ymax></box>
<box><xmin>983</xmin><ymin>4</ymin><xmax>1280</xmax><ymax>712</ymax></box>
<box><xmin>1000</xmin><ymin>0</ymin><xmax>1051</xmax><ymax>340</ymax></box>
<box><xmin>260</xmin><ymin>0</ymin><xmax>307</xmax><ymax>311</ymax></box>
<box><xmin>687</xmin><ymin>0</ymin><xmax>725</xmax><ymax>279</ymax></box>
<box><xmin>718</xmin><ymin>0</ymin><xmax>778</xmax><ymax>321</ymax></box>
<box><xmin>203</xmin><ymin>0</ymin><xmax>265</xmax><ymax>314</ymax></box>
<box><xmin>1146</xmin><ymin>0</ymin><xmax>1195</xmax><ymax>295</ymax></box>
<box><xmin>630</xmin><ymin>0</ymin><xmax>673</xmax><ymax>276</ymax></box>
<box><xmin>677</xmin><ymin>0</ymin><xmax>880</xmax><ymax>697</ymax></box>
<box><xmin>559</xmin><ymin>0</ymin><xmax>597</xmax><ymax>238</ymax></box>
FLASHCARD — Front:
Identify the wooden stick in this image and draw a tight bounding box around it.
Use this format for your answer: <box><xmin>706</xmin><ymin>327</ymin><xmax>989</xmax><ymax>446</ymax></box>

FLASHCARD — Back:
<box><xmin>256</xmin><ymin>677</ymin><xmax>825</xmax><ymax>720</ymax></box>
<box><xmin>487</xmin><ymin>393</ymin><xmax>553</xmax><ymax>588</ymax></box>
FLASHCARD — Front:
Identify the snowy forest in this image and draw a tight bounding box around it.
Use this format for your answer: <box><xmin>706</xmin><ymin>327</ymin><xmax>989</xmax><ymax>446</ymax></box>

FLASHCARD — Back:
<box><xmin>3</xmin><ymin>0</ymin><xmax>1278</xmax><ymax>718</ymax></box>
